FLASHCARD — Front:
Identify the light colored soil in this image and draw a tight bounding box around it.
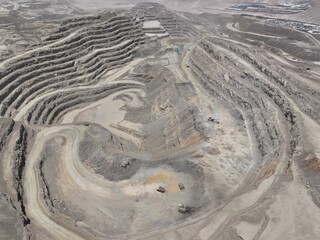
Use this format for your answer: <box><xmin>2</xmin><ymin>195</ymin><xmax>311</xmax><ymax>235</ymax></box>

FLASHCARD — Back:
<box><xmin>143</xmin><ymin>20</ymin><xmax>163</xmax><ymax>29</ymax></box>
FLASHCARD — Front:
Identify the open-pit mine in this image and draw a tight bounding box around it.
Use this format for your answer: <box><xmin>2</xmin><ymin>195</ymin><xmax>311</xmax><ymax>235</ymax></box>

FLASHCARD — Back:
<box><xmin>0</xmin><ymin>0</ymin><xmax>320</xmax><ymax>239</ymax></box>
